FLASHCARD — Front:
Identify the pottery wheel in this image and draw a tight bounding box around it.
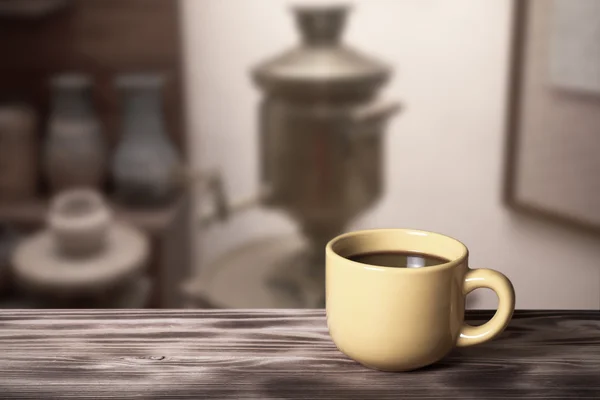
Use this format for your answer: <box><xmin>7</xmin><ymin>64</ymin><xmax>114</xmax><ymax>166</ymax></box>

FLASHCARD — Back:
<box><xmin>12</xmin><ymin>223</ymin><xmax>149</xmax><ymax>296</ymax></box>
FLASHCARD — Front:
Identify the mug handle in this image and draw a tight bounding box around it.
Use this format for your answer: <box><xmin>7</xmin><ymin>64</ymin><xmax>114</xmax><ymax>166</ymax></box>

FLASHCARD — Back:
<box><xmin>456</xmin><ymin>268</ymin><xmax>515</xmax><ymax>347</ymax></box>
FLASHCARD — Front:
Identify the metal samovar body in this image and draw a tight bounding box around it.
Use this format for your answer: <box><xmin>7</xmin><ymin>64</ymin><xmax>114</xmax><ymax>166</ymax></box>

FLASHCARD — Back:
<box><xmin>252</xmin><ymin>4</ymin><xmax>400</xmax><ymax>252</ymax></box>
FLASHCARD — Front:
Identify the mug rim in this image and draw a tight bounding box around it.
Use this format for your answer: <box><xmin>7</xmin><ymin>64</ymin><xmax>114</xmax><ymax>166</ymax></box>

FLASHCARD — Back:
<box><xmin>326</xmin><ymin>228</ymin><xmax>469</xmax><ymax>274</ymax></box>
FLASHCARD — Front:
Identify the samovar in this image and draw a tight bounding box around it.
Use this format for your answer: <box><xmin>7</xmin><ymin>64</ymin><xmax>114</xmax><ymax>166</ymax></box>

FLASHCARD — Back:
<box><xmin>185</xmin><ymin>4</ymin><xmax>401</xmax><ymax>308</ymax></box>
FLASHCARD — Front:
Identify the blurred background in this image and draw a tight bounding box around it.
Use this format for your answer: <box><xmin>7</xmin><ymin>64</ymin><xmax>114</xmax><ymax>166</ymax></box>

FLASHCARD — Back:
<box><xmin>0</xmin><ymin>0</ymin><xmax>598</xmax><ymax>310</ymax></box>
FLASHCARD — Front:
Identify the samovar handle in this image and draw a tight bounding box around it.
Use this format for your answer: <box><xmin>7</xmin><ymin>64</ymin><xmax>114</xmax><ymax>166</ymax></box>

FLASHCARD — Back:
<box><xmin>175</xmin><ymin>167</ymin><xmax>271</xmax><ymax>228</ymax></box>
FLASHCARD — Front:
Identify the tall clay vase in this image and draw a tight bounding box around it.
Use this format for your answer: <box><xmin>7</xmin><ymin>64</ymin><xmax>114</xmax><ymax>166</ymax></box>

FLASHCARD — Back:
<box><xmin>112</xmin><ymin>74</ymin><xmax>181</xmax><ymax>207</ymax></box>
<box><xmin>43</xmin><ymin>73</ymin><xmax>107</xmax><ymax>193</ymax></box>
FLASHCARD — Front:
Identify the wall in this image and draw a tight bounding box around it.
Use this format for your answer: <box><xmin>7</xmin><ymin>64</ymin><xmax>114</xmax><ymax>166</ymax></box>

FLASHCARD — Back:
<box><xmin>182</xmin><ymin>0</ymin><xmax>600</xmax><ymax>309</ymax></box>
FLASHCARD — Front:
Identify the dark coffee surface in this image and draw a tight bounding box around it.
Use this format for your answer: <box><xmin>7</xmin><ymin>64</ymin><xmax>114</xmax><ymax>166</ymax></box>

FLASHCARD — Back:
<box><xmin>348</xmin><ymin>251</ymin><xmax>450</xmax><ymax>268</ymax></box>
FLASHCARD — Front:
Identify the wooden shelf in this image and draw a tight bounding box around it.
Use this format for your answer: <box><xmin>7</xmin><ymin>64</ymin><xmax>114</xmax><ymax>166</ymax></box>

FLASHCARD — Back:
<box><xmin>0</xmin><ymin>276</ymin><xmax>151</xmax><ymax>309</ymax></box>
<box><xmin>0</xmin><ymin>0</ymin><xmax>190</xmax><ymax>308</ymax></box>
<box><xmin>0</xmin><ymin>0</ymin><xmax>68</xmax><ymax>20</ymax></box>
<box><xmin>0</xmin><ymin>196</ymin><xmax>187</xmax><ymax>234</ymax></box>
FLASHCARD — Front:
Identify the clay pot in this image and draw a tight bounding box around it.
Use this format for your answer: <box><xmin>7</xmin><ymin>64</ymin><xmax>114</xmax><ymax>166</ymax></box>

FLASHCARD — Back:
<box><xmin>43</xmin><ymin>73</ymin><xmax>107</xmax><ymax>193</ymax></box>
<box><xmin>47</xmin><ymin>189</ymin><xmax>111</xmax><ymax>257</ymax></box>
<box><xmin>112</xmin><ymin>73</ymin><xmax>181</xmax><ymax>207</ymax></box>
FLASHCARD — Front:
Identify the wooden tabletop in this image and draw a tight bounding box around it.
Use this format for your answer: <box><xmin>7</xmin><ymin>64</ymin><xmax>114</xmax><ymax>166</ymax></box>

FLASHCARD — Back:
<box><xmin>0</xmin><ymin>310</ymin><xmax>598</xmax><ymax>399</ymax></box>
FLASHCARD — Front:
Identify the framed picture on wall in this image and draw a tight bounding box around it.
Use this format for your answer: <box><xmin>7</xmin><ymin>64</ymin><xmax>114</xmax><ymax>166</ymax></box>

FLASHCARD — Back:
<box><xmin>504</xmin><ymin>0</ymin><xmax>600</xmax><ymax>234</ymax></box>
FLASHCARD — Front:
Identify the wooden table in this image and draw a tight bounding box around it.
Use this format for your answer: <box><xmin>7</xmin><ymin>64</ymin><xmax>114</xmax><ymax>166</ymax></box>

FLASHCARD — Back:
<box><xmin>0</xmin><ymin>310</ymin><xmax>598</xmax><ymax>399</ymax></box>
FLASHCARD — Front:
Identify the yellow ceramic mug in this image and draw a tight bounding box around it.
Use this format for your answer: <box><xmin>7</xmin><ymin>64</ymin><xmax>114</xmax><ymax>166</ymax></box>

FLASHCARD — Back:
<box><xmin>326</xmin><ymin>228</ymin><xmax>515</xmax><ymax>372</ymax></box>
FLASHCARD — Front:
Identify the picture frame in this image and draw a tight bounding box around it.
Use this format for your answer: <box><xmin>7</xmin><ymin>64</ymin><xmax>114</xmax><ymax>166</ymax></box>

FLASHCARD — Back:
<box><xmin>504</xmin><ymin>0</ymin><xmax>600</xmax><ymax>234</ymax></box>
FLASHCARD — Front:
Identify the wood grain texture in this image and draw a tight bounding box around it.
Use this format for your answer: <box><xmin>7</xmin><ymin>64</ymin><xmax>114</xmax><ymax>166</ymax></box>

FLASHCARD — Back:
<box><xmin>0</xmin><ymin>310</ymin><xmax>598</xmax><ymax>399</ymax></box>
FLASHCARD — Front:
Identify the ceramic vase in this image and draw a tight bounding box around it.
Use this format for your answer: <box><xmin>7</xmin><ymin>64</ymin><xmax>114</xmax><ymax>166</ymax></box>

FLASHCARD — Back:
<box><xmin>43</xmin><ymin>73</ymin><xmax>107</xmax><ymax>192</ymax></box>
<box><xmin>112</xmin><ymin>73</ymin><xmax>181</xmax><ymax>207</ymax></box>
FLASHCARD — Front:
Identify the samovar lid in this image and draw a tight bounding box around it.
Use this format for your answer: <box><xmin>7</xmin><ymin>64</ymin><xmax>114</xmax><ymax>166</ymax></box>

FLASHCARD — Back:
<box><xmin>252</xmin><ymin>4</ymin><xmax>392</xmax><ymax>100</ymax></box>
